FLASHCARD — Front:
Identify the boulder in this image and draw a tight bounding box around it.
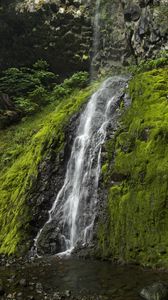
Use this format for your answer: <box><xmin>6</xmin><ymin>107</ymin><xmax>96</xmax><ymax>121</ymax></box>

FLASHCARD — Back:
<box><xmin>36</xmin><ymin>220</ymin><xmax>67</xmax><ymax>256</ymax></box>
<box><xmin>140</xmin><ymin>282</ymin><xmax>168</xmax><ymax>300</ymax></box>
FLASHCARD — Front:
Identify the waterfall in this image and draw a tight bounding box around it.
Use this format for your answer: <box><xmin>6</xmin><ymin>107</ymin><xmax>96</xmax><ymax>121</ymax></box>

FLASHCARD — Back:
<box><xmin>91</xmin><ymin>0</ymin><xmax>101</xmax><ymax>80</ymax></box>
<box><xmin>35</xmin><ymin>76</ymin><xmax>128</xmax><ymax>256</ymax></box>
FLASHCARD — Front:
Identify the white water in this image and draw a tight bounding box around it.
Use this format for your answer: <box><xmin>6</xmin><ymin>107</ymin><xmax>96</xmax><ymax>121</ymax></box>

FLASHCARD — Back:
<box><xmin>91</xmin><ymin>0</ymin><xmax>101</xmax><ymax>79</ymax></box>
<box><xmin>35</xmin><ymin>76</ymin><xmax>128</xmax><ymax>256</ymax></box>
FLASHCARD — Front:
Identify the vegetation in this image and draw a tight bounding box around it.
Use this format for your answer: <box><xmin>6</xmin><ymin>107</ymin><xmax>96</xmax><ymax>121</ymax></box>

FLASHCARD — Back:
<box><xmin>98</xmin><ymin>66</ymin><xmax>168</xmax><ymax>267</ymax></box>
<box><xmin>0</xmin><ymin>61</ymin><xmax>89</xmax><ymax>128</ymax></box>
<box><xmin>0</xmin><ymin>73</ymin><xmax>95</xmax><ymax>255</ymax></box>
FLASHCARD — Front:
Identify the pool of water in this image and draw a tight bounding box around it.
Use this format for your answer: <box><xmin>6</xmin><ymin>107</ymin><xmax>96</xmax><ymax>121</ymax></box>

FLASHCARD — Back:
<box><xmin>1</xmin><ymin>257</ymin><xmax>168</xmax><ymax>299</ymax></box>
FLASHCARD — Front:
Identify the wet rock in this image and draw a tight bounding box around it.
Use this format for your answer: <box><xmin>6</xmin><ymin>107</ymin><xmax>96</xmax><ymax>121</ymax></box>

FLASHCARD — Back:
<box><xmin>36</xmin><ymin>221</ymin><xmax>67</xmax><ymax>256</ymax></box>
<box><xmin>140</xmin><ymin>282</ymin><xmax>168</xmax><ymax>300</ymax></box>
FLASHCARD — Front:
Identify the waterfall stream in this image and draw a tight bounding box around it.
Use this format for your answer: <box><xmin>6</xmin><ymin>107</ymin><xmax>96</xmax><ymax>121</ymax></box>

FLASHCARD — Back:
<box><xmin>35</xmin><ymin>76</ymin><xmax>128</xmax><ymax>256</ymax></box>
<box><xmin>34</xmin><ymin>0</ymin><xmax>128</xmax><ymax>257</ymax></box>
<box><xmin>91</xmin><ymin>0</ymin><xmax>101</xmax><ymax>79</ymax></box>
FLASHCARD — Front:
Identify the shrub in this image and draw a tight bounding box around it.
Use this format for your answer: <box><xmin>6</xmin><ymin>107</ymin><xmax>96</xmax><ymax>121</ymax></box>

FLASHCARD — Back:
<box><xmin>63</xmin><ymin>71</ymin><xmax>89</xmax><ymax>89</ymax></box>
<box><xmin>0</xmin><ymin>68</ymin><xmax>41</xmax><ymax>97</ymax></box>
<box><xmin>28</xmin><ymin>86</ymin><xmax>48</xmax><ymax>105</ymax></box>
<box><xmin>14</xmin><ymin>97</ymin><xmax>38</xmax><ymax>114</ymax></box>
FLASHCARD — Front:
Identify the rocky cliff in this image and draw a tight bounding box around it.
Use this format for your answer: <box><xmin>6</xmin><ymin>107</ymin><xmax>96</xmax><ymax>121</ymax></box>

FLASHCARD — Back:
<box><xmin>0</xmin><ymin>0</ymin><xmax>167</xmax><ymax>75</ymax></box>
<box><xmin>92</xmin><ymin>0</ymin><xmax>168</xmax><ymax>73</ymax></box>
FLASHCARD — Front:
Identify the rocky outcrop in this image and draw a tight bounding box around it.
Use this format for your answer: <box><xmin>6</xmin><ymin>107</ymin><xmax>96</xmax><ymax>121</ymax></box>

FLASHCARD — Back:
<box><xmin>0</xmin><ymin>0</ymin><xmax>167</xmax><ymax>76</ymax></box>
<box><xmin>0</xmin><ymin>94</ymin><xmax>21</xmax><ymax>128</ymax></box>
<box><xmin>91</xmin><ymin>0</ymin><xmax>168</xmax><ymax>73</ymax></box>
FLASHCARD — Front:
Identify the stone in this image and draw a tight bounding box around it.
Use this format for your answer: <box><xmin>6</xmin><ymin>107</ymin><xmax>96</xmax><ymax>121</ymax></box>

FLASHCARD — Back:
<box><xmin>65</xmin><ymin>290</ymin><xmax>71</xmax><ymax>297</ymax></box>
<box><xmin>19</xmin><ymin>278</ymin><xmax>27</xmax><ymax>287</ymax></box>
<box><xmin>124</xmin><ymin>5</ymin><xmax>141</xmax><ymax>22</ymax></box>
<box><xmin>53</xmin><ymin>292</ymin><xmax>62</xmax><ymax>300</ymax></box>
<box><xmin>138</xmin><ymin>16</ymin><xmax>149</xmax><ymax>36</ymax></box>
<box><xmin>36</xmin><ymin>282</ymin><xmax>43</xmax><ymax>292</ymax></box>
<box><xmin>140</xmin><ymin>282</ymin><xmax>168</xmax><ymax>300</ymax></box>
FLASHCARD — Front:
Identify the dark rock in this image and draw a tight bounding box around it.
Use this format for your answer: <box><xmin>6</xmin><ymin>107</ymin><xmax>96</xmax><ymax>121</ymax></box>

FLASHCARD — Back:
<box><xmin>36</xmin><ymin>220</ymin><xmax>67</xmax><ymax>256</ymax></box>
<box><xmin>0</xmin><ymin>285</ymin><xmax>5</xmax><ymax>296</ymax></box>
<box><xmin>124</xmin><ymin>5</ymin><xmax>141</xmax><ymax>22</ymax></box>
<box><xmin>138</xmin><ymin>16</ymin><xmax>150</xmax><ymax>36</ymax></box>
<box><xmin>140</xmin><ymin>282</ymin><xmax>168</xmax><ymax>300</ymax></box>
<box><xmin>139</xmin><ymin>0</ymin><xmax>152</xmax><ymax>8</ymax></box>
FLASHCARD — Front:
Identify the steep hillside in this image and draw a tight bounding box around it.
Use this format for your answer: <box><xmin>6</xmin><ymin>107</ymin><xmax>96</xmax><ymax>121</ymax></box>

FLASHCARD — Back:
<box><xmin>0</xmin><ymin>81</ymin><xmax>97</xmax><ymax>255</ymax></box>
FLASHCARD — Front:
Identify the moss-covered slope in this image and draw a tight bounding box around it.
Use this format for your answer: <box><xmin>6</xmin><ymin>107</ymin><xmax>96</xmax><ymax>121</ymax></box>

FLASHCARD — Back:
<box><xmin>0</xmin><ymin>84</ymin><xmax>96</xmax><ymax>255</ymax></box>
<box><xmin>98</xmin><ymin>67</ymin><xmax>168</xmax><ymax>267</ymax></box>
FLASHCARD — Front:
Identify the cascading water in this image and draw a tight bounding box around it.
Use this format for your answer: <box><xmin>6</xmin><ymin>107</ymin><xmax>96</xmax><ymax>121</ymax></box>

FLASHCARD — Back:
<box><xmin>91</xmin><ymin>0</ymin><xmax>101</xmax><ymax>80</ymax></box>
<box><xmin>35</xmin><ymin>76</ymin><xmax>128</xmax><ymax>256</ymax></box>
<box><xmin>34</xmin><ymin>0</ymin><xmax>129</xmax><ymax>257</ymax></box>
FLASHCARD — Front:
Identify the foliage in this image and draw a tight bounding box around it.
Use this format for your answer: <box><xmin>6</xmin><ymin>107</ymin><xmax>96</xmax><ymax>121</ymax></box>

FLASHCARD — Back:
<box><xmin>32</xmin><ymin>59</ymin><xmax>49</xmax><ymax>71</ymax></box>
<box><xmin>0</xmin><ymin>68</ymin><xmax>41</xmax><ymax>97</ymax></box>
<box><xmin>129</xmin><ymin>51</ymin><xmax>168</xmax><ymax>74</ymax></box>
<box><xmin>0</xmin><ymin>66</ymin><xmax>89</xmax><ymax>128</ymax></box>
<box><xmin>52</xmin><ymin>72</ymin><xmax>89</xmax><ymax>101</ymax></box>
<box><xmin>98</xmin><ymin>67</ymin><xmax>168</xmax><ymax>267</ymax></box>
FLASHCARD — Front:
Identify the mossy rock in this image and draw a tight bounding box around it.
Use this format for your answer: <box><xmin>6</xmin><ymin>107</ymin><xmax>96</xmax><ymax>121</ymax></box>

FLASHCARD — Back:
<box><xmin>98</xmin><ymin>66</ymin><xmax>168</xmax><ymax>268</ymax></box>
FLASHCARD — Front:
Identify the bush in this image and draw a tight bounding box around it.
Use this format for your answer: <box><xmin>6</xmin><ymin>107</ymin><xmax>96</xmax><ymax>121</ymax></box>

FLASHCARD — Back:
<box><xmin>52</xmin><ymin>71</ymin><xmax>89</xmax><ymax>101</ymax></box>
<box><xmin>28</xmin><ymin>86</ymin><xmax>48</xmax><ymax>105</ymax></box>
<box><xmin>33</xmin><ymin>70</ymin><xmax>58</xmax><ymax>89</ymax></box>
<box><xmin>0</xmin><ymin>68</ymin><xmax>41</xmax><ymax>97</ymax></box>
<box><xmin>14</xmin><ymin>97</ymin><xmax>38</xmax><ymax>114</ymax></box>
<box><xmin>63</xmin><ymin>71</ymin><xmax>89</xmax><ymax>89</ymax></box>
<box><xmin>33</xmin><ymin>59</ymin><xmax>49</xmax><ymax>71</ymax></box>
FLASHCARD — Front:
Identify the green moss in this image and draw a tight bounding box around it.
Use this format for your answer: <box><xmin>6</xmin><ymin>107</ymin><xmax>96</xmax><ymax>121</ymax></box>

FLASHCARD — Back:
<box><xmin>98</xmin><ymin>67</ymin><xmax>168</xmax><ymax>267</ymax></box>
<box><xmin>0</xmin><ymin>83</ymin><xmax>97</xmax><ymax>255</ymax></box>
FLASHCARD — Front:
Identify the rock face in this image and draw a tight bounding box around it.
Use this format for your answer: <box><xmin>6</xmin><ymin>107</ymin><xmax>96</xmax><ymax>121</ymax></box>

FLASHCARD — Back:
<box><xmin>0</xmin><ymin>0</ymin><xmax>167</xmax><ymax>75</ymax></box>
<box><xmin>140</xmin><ymin>282</ymin><xmax>168</xmax><ymax>300</ymax></box>
<box><xmin>91</xmin><ymin>0</ymin><xmax>168</xmax><ymax>73</ymax></box>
